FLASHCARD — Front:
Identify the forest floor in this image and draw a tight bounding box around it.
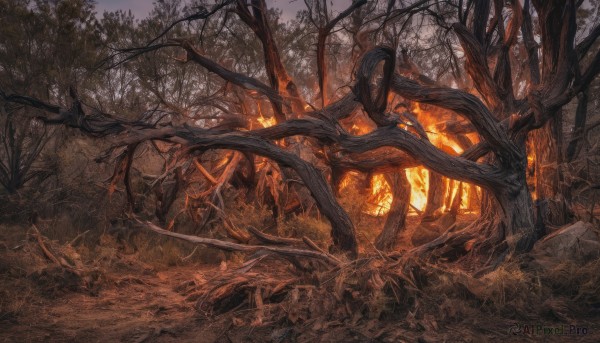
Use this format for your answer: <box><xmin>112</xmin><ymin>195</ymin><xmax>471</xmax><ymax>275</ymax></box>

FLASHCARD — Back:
<box><xmin>1</xmin><ymin>220</ymin><xmax>600</xmax><ymax>343</ymax></box>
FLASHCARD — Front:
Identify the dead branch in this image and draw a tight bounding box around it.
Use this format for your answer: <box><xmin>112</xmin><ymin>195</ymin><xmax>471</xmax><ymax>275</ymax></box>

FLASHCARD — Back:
<box><xmin>194</xmin><ymin>158</ymin><xmax>219</xmax><ymax>185</ymax></box>
<box><xmin>375</xmin><ymin>172</ymin><xmax>410</xmax><ymax>251</ymax></box>
<box><xmin>234</xmin><ymin>0</ymin><xmax>306</xmax><ymax>112</ymax></box>
<box><xmin>390</xmin><ymin>73</ymin><xmax>518</xmax><ymax>161</ymax></box>
<box><xmin>207</xmin><ymin>202</ymin><xmax>252</xmax><ymax>243</ymax></box>
<box><xmin>301</xmin><ymin>236</ymin><xmax>342</xmax><ymax>265</ymax></box>
<box><xmin>246</xmin><ymin>225</ymin><xmax>303</xmax><ymax>246</ymax></box>
<box><xmin>453</xmin><ymin>23</ymin><xmax>502</xmax><ymax>107</ymax></box>
<box><xmin>31</xmin><ymin>225</ymin><xmax>77</xmax><ymax>272</ymax></box>
<box><xmin>32</xmin><ymin>225</ymin><xmax>61</xmax><ymax>265</ymax></box>
<box><xmin>178</xmin><ymin>40</ymin><xmax>287</xmax><ymax>122</ymax></box>
<box><xmin>313</xmin><ymin>0</ymin><xmax>367</xmax><ymax>106</ymax></box>
<box><xmin>140</xmin><ymin>220</ymin><xmax>340</xmax><ymax>266</ymax></box>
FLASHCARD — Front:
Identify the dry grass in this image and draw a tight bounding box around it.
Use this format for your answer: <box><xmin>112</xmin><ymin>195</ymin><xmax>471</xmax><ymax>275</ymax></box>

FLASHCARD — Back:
<box><xmin>1</xmin><ymin>208</ymin><xmax>600</xmax><ymax>342</ymax></box>
<box><xmin>279</xmin><ymin>214</ymin><xmax>331</xmax><ymax>246</ymax></box>
<box><xmin>543</xmin><ymin>259</ymin><xmax>600</xmax><ymax>305</ymax></box>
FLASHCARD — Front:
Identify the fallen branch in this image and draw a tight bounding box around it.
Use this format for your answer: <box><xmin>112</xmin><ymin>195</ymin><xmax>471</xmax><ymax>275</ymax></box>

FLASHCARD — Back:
<box><xmin>67</xmin><ymin>230</ymin><xmax>90</xmax><ymax>247</ymax></box>
<box><xmin>246</xmin><ymin>225</ymin><xmax>303</xmax><ymax>245</ymax></box>
<box><xmin>206</xmin><ymin>202</ymin><xmax>252</xmax><ymax>243</ymax></box>
<box><xmin>31</xmin><ymin>225</ymin><xmax>78</xmax><ymax>272</ymax></box>
<box><xmin>139</xmin><ymin>220</ymin><xmax>340</xmax><ymax>266</ymax></box>
<box><xmin>32</xmin><ymin>225</ymin><xmax>60</xmax><ymax>265</ymax></box>
<box><xmin>302</xmin><ymin>236</ymin><xmax>343</xmax><ymax>265</ymax></box>
<box><xmin>180</xmin><ymin>246</ymin><xmax>199</xmax><ymax>262</ymax></box>
<box><xmin>194</xmin><ymin>158</ymin><xmax>218</xmax><ymax>185</ymax></box>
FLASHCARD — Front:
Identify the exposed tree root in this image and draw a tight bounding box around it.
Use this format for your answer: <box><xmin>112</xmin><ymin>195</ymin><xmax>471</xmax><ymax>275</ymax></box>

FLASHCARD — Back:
<box><xmin>408</xmin><ymin>212</ymin><xmax>512</xmax><ymax>274</ymax></box>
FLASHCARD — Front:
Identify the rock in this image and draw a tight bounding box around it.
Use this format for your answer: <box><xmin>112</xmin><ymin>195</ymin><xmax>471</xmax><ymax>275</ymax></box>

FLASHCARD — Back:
<box><xmin>532</xmin><ymin>221</ymin><xmax>600</xmax><ymax>268</ymax></box>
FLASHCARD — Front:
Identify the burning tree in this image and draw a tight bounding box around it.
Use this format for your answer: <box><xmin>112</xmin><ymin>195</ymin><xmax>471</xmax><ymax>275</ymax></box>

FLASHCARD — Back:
<box><xmin>1</xmin><ymin>0</ymin><xmax>600</xmax><ymax>264</ymax></box>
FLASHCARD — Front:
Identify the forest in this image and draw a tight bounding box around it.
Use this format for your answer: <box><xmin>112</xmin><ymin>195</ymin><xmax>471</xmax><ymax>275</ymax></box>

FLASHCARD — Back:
<box><xmin>1</xmin><ymin>0</ymin><xmax>600</xmax><ymax>341</ymax></box>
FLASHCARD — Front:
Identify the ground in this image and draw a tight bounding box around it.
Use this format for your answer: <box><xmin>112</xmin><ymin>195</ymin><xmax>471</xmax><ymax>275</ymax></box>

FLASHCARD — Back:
<box><xmin>1</xmin><ymin>220</ymin><xmax>600</xmax><ymax>343</ymax></box>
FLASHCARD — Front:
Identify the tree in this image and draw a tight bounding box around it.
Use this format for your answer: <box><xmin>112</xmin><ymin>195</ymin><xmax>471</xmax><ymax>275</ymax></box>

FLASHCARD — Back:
<box><xmin>0</xmin><ymin>0</ymin><xmax>101</xmax><ymax>193</ymax></box>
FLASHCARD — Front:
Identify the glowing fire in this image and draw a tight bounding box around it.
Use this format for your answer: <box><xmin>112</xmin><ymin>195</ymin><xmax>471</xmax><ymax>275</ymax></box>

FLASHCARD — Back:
<box><xmin>526</xmin><ymin>137</ymin><xmax>537</xmax><ymax>200</ymax></box>
<box><xmin>257</xmin><ymin>115</ymin><xmax>277</xmax><ymax>128</ymax></box>
<box><xmin>405</xmin><ymin>167</ymin><xmax>429</xmax><ymax>211</ymax></box>
<box><xmin>343</xmin><ymin>103</ymin><xmax>481</xmax><ymax>217</ymax></box>
<box><xmin>365</xmin><ymin>174</ymin><xmax>393</xmax><ymax>216</ymax></box>
<box><xmin>255</xmin><ymin>101</ymin><xmax>277</xmax><ymax>128</ymax></box>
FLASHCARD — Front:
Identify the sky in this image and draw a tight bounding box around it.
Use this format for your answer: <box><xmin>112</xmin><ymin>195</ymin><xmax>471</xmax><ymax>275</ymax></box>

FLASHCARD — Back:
<box><xmin>94</xmin><ymin>0</ymin><xmax>352</xmax><ymax>22</ymax></box>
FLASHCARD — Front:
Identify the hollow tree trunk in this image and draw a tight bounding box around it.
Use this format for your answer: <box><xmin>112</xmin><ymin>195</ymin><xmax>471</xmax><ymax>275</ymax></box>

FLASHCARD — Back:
<box><xmin>375</xmin><ymin>172</ymin><xmax>410</xmax><ymax>251</ymax></box>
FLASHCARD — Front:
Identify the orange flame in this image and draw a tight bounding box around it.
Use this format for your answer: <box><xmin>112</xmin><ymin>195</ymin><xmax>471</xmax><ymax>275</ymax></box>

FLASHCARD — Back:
<box><xmin>343</xmin><ymin>104</ymin><xmax>481</xmax><ymax>217</ymax></box>
<box><xmin>405</xmin><ymin>167</ymin><xmax>429</xmax><ymax>212</ymax></box>
<box><xmin>255</xmin><ymin>101</ymin><xmax>277</xmax><ymax>128</ymax></box>
<box><xmin>257</xmin><ymin>115</ymin><xmax>277</xmax><ymax>128</ymax></box>
<box><xmin>365</xmin><ymin>174</ymin><xmax>393</xmax><ymax>216</ymax></box>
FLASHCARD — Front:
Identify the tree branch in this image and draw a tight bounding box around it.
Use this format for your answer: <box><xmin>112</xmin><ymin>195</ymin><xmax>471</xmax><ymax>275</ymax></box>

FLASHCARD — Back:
<box><xmin>452</xmin><ymin>23</ymin><xmax>501</xmax><ymax>107</ymax></box>
<box><xmin>577</xmin><ymin>24</ymin><xmax>600</xmax><ymax>59</ymax></box>
<box><xmin>390</xmin><ymin>74</ymin><xmax>518</xmax><ymax>161</ymax></box>
<box><xmin>178</xmin><ymin>40</ymin><xmax>287</xmax><ymax>123</ymax></box>
<box><xmin>140</xmin><ymin>220</ymin><xmax>340</xmax><ymax>266</ymax></box>
<box><xmin>315</xmin><ymin>0</ymin><xmax>367</xmax><ymax>106</ymax></box>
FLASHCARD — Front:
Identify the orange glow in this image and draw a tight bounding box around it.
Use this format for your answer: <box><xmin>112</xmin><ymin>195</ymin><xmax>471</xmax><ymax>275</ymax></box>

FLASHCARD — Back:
<box><xmin>339</xmin><ymin>171</ymin><xmax>357</xmax><ymax>190</ymax></box>
<box><xmin>214</xmin><ymin>154</ymin><xmax>232</xmax><ymax>170</ymax></box>
<box><xmin>405</xmin><ymin>104</ymin><xmax>479</xmax><ymax>214</ymax></box>
<box><xmin>256</xmin><ymin>101</ymin><xmax>277</xmax><ymax>128</ymax></box>
<box><xmin>365</xmin><ymin>174</ymin><xmax>393</xmax><ymax>216</ymax></box>
<box><xmin>526</xmin><ymin>137</ymin><xmax>537</xmax><ymax>200</ymax></box>
<box><xmin>406</xmin><ymin>167</ymin><xmax>429</xmax><ymax>211</ymax></box>
<box><xmin>257</xmin><ymin>115</ymin><xmax>277</xmax><ymax>128</ymax></box>
<box><xmin>341</xmin><ymin>103</ymin><xmax>482</xmax><ymax>217</ymax></box>
<box><xmin>349</xmin><ymin>120</ymin><xmax>375</xmax><ymax>135</ymax></box>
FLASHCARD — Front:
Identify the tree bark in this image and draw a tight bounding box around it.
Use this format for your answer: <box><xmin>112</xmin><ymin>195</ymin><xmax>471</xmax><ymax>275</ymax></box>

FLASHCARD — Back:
<box><xmin>422</xmin><ymin>171</ymin><xmax>444</xmax><ymax>221</ymax></box>
<box><xmin>533</xmin><ymin>112</ymin><xmax>572</xmax><ymax>226</ymax></box>
<box><xmin>498</xmin><ymin>175</ymin><xmax>536</xmax><ymax>252</ymax></box>
<box><xmin>375</xmin><ymin>172</ymin><xmax>410</xmax><ymax>251</ymax></box>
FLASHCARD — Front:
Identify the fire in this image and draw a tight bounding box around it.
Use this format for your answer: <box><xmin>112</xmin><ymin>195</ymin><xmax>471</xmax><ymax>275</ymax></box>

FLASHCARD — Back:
<box><xmin>405</xmin><ymin>167</ymin><xmax>429</xmax><ymax>211</ymax></box>
<box><xmin>404</xmin><ymin>104</ymin><xmax>479</xmax><ymax>214</ymax></box>
<box><xmin>343</xmin><ymin>103</ymin><xmax>481</xmax><ymax>217</ymax></box>
<box><xmin>365</xmin><ymin>174</ymin><xmax>393</xmax><ymax>216</ymax></box>
<box><xmin>526</xmin><ymin>136</ymin><xmax>537</xmax><ymax>200</ymax></box>
<box><xmin>346</xmin><ymin>113</ymin><xmax>376</xmax><ymax>135</ymax></box>
<box><xmin>257</xmin><ymin>115</ymin><xmax>277</xmax><ymax>128</ymax></box>
<box><xmin>339</xmin><ymin>171</ymin><xmax>357</xmax><ymax>190</ymax></box>
<box><xmin>338</xmin><ymin>172</ymin><xmax>393</xmax><ymax>216</ymax></box>
<box><xmin>255</xmin><ymin>101</ymin><xmax>277</xmax><ymax>128</ymax></box>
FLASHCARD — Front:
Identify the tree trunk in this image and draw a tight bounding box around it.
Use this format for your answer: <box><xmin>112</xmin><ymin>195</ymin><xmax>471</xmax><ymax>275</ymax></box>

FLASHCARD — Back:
<box><xmin>496</xmin><ymin>152</ymin><xmax>537</xmax><ymax>253</ymax></box>
<box><xmin>375</xmin><ymin>172</ymin><xmax>410</xmax><ymax>251</ymax></box>
<box><xmin>532</xmin><ymin>113</ymin><xmax>572</xmax><ymax>226</ymax></box>
<box><xmin>422</xmin><ymin>171</ymin><xmax>444</xmax><ymax>221</ymax></box>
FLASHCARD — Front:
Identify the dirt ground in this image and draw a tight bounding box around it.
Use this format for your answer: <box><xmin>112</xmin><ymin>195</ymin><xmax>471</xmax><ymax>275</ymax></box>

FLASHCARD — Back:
<box><xmin>2</xmin><ymin>222</ymin><xmax>600</xmax><ymax>343</ymax></box>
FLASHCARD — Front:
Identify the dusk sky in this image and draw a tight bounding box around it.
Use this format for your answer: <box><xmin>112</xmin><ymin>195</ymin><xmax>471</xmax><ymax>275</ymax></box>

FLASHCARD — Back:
<box><xmin>94</xmin><ymin>0</ymin><xmax>352</xmax><ymax>22</ymax></box>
